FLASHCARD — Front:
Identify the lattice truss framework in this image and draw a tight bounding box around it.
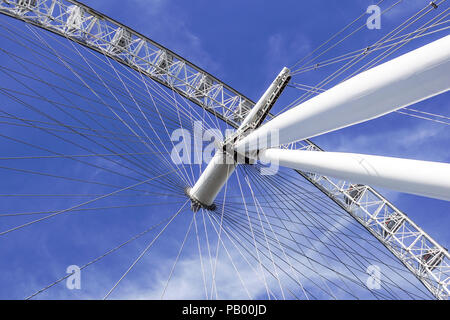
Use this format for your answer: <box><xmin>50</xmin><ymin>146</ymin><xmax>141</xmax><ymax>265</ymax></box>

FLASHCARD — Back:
<box><xmin>0</xmin><ymin>0</ymin><xmax>448</xmax><ymax>299</ymax></box>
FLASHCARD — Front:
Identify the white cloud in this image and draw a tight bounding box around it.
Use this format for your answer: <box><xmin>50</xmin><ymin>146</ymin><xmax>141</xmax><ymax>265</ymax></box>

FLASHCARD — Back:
<box><xmin>265</xmin><ymin>33</ymin><xmax>311</xmax><ymax>77</ymax></box>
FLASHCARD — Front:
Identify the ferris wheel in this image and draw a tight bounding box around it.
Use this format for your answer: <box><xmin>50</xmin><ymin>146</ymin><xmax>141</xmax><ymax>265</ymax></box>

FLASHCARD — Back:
<box><xmin>0</xmin><ymin>0</ymin><xmax>449</xmax><ymax>300</ymax></box>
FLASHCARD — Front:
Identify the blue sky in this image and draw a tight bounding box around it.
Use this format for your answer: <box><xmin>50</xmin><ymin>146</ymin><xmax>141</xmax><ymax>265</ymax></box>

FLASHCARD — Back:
<box><xmin>0</xmin><ymin>0</ymin><xmax>448</xmax><ymax>299</ymax></box>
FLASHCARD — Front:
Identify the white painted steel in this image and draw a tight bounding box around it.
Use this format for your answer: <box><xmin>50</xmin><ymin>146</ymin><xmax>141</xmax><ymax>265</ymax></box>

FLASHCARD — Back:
<box><xmin>188</xmin><ymin>152</ymin><xmax>236</xmax><ymax>207</ymax></box>
<box><xmin>189</xmin><ymin>67</ymin><xmax>290</xmax><ymax>209</ymax></box>
<box><xmin>260</xmin><ymin>149</ymin><xmax>450</xmax><ymax>201</ymax></box>
<box><xmin>236</xmin><ymin>35</ymin><xmax>450</xmax><ymax>152</ymax></box>
<box><xmin>238</xmin><ymin>67</ymin><xmax>291</xmax><ymax>129</ymax></box>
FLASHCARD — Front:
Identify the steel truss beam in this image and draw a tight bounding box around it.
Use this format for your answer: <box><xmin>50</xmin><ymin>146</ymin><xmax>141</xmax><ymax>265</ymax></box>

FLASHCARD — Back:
<box><xmin>0</xmin><ymin>0</ymin><xmax>448</xmax><ymax>299</ymax></box>
<box><xmin>296</xmin><ymin>142</ymin><xmax>449</xmax><ymax>300</ymax></box>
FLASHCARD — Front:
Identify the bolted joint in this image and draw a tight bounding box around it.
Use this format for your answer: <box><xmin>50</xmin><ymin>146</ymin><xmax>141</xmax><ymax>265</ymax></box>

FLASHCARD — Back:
<box><xmin>187</xmin><ymin>151</ymin><xmax>237</xmax><ymax>212</ymax></box>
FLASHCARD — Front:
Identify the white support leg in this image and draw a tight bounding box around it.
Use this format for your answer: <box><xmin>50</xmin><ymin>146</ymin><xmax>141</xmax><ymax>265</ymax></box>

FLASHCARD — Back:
<box><xmin>187</xmin><ymin>67</ymin><xmax>291</xmax><ymax>210</ymax></box>
<box><xmin>236</xmin><ymin>35</ymin><xmax>450</xmax><ymax>152</ymax></box>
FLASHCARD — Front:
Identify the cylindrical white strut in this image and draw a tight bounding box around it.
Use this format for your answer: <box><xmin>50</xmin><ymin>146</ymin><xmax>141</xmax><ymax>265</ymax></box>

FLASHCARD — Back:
<box><xmin>188</xmin><ymin>67</ymin><xmax>291</xmax><ymax>210</ymax></box>
<box><xmin>236</xmin><ymin>35</ymin><xmax>450</xmax><ymax>152</ymax></box>
<box><xmin>238</xmin><ymin>67</ymin><xmax>291</xmax><ymax>129</ymax></box>
<box><xmin>188</xmin><ymin>152</ymin><xmax>236</xmax><ymax>209</ymax></box>
<box><xmin>259</xmin><ymin>149</ymin><xmax>450</xmax><ymax>201</ymax></box>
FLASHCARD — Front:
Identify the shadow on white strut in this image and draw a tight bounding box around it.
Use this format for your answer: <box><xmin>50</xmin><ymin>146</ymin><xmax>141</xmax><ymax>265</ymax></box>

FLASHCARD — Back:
<box><xmin>187</xmin><ymin>67</ymin><xmax>291</xmax><ymax>211</ymax></box>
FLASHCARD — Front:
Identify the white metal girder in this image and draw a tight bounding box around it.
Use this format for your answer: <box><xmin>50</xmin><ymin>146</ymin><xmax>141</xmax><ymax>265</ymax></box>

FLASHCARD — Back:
<box><xmin>0</xmin><ymin>0</ymin><xmax>448</xmax><ymax>299</ymax></box>
<box><xmin>0</xmin><ymin>0</ymin><xmax>256</xmax><ymax>126</ymax></box>
<box><xmin>188</xmin><ymin>67</ymin><xmax>291</xmax><ymax>210</ymax></box>
<box><xmin>296</xmin><ymin>141</ymin><xmax>449</xmax><ymax>299</ymax></box>
<box><xmin>236</xmin><ymin>35</ymin><xmax>450</xmax><ymax>152</ymax></box>
<box><xmin>259</xmin><ymin>149</ymin><xmax>450</xmax><ymax>201</ymax></box>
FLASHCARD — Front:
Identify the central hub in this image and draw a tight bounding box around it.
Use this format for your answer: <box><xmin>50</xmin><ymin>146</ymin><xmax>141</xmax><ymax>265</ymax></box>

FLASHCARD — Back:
<box><xmin>186</xmin><ymin>151</ymin><xmax>236</xmax><ymax>212</ymax></box>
